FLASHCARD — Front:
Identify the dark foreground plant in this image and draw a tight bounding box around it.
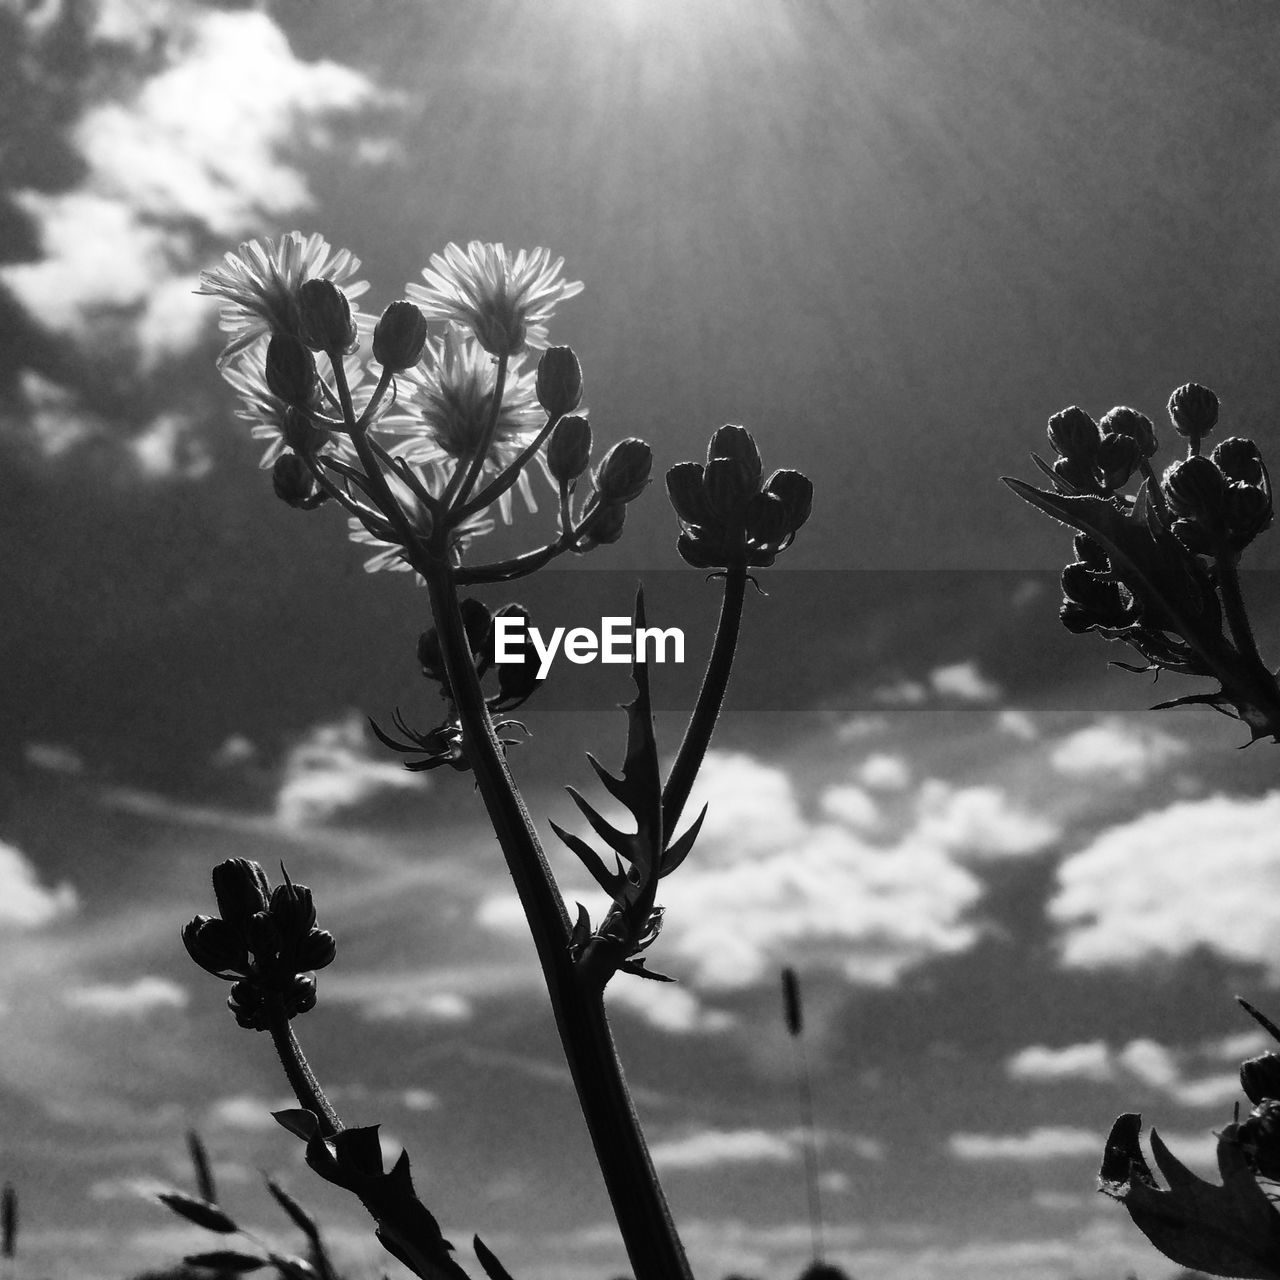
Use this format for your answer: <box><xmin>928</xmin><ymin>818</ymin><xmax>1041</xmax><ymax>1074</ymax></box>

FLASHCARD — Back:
<box><xmin>1004</xmin><ymin>386</ymin><xmax>1280</xmax><ymax>741</ymax></box>
<box><xmin>176</xmin><ymin>232</ymin><xmax>813</xmax><ymax>1280</ymax></box>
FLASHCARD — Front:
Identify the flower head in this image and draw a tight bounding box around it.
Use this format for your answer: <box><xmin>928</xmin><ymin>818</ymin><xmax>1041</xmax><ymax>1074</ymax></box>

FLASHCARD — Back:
<box><xmin>198</xmin><ymin>231</ymin><xmax>369</xmax><ymax>368</ymax></box>
<box><xmin>388</xmin><ymin>325</ymin><xmax>549</xmax><ymax>522</ymax></box>
<box><xmin>406</xmin><ymin>241</ymin><xmax>582</xmax><ymax>356</ymax></box>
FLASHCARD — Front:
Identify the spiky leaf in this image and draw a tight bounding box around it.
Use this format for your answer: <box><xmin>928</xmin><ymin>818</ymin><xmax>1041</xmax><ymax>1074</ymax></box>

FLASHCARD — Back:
<box><xmin>158</xmin><ymin>1192</ymin><xmax>236</xmax><ymax>1234</ymax></box>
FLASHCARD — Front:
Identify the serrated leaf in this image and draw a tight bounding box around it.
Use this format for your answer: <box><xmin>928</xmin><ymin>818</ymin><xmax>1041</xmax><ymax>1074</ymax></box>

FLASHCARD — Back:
<box><xmin>660</xmin><ymin>804</ymin><xmax>707</xmax><ymax>877</ymax></box>
<box><xmin>473</xmin><ymin>1234</ymin><xmax>518</xmax><ymax>1280</ymax></box>
<box><xmin>1098</xmin><ymin>1114</ymin><xmax>1280</xmax><ymax>1278</ymax></box>
<box><xmin>183</xmin><ymin>1250</ymin><xmax>268</xmax><ymax>1272</ymax></box>
<box><xmin>549</xmin><ymin>821</ymin><xmax>619</xmax><ymax>894</ymax></box>
<box><xmin>158</xmin><ymin>1192</ymin><xmax>237</xmax><ymax>1234</ymax></box>
<box><xmin>266</xmin><ymin>1179</ymin><xmax>320</xmax><ymax>1242</ymax></box>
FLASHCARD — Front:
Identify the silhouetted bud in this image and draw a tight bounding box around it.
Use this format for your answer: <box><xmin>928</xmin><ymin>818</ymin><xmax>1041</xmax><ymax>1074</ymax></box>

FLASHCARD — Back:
<box><xmin>265</xmin><ymin>334</ymin><xmax>317</xmax><ymax>407</ymax></box>
<box><xmin>494</xmin><ymin>604</ymin><xmax>543</xmax><ymax>708</ymax></box>
<box><xmin>574</xmin><ymin>498</ymin><xmax>627</xmax><ymax>551</ymax></box>
<box><xmin>1239</xmin><ymin>1098</ymin><xmax>1280</xmax><ymax>1180</ymax></box>
<box><xmin>666</xmin><ymin>461</ymin><xmax>710</xmax><ymax>525</ymax></box>
<box><xmin>1226</xmin><ymin>482</ymin><xmax>1272</xmax><ymax>545</ymax></box>
<box><xmin>547</xmin><ymin>414</ymin><xmax>591</xmax><ymax>485</ymax></box>
<box><xmin>595</xmin><ymin>438</ymin><xmax>652</xmax><ymax>503</ymax></box>
<box><xmin>745</xmin><ymin>491</ymin><xmax>791</xmax><ymax>545</ymax></box>
<box><xmin>1061</xmin><ymin>562</ymin><xmax>1130</xmax><ymax>627</ymax></box>
<box><xmin>762</xmin><ymin>469</ymin><xmax>813</xmax><ymax>533</ymax></box>
<box><xmin>708</xmin><ymin>425</ymin><xmax>763</xmax><ymax>491</ymax></box>
<box><xmin>1168</xmin><ymin>382</ymin><xmax>1219</xmax><ymax>441</ymax></box>
<box><xmin>1047</xmin><ymin>406</ymin><xmax>1101</xmax><ymax>461</ymax></box>
<box><xmin>270</xmin><ymin>872</ymin><xmax>317</xmax><ymax>942</ymax></box>
<box><xmin>1097</xmin><ymin>432</ymin><xmax>1142</xmax><ymax>491</ymax></box>
<box><xmin>1163</xmin><ymin>455</ymin><xmax>1228</xmax><ymax>521</ymax></box>
<box><xmin>182</xmin><ymin>916</ymin><xmax>246</xmax><ymax>978</ymax></box>
<box><xmin>272</xmin><ymin>454</ymin><xmax>321</xmax><ymax>508</ymax></box>
<box><xmin>1242</xmin><ymin>1053</ymin><xmax>1280</xmax><ymax>1105</ymax></box>
<box><xmin>296</xmin><ymin>929</ymin><xmax>337</xmax><ymax>972</ymax></box>
<box><xmin>536</xmin><ymin>346</ymin><xmax>583</xmax><ymax>418</ymax></box>
<box><xmin>1213</xmin><ymin>437</ymin><xmax>1265</xmax><ymax>486</ymax></box>
<box><xmin>1170</xmin><ymin>518</ymin><xmax>1217</xmax><ymax>556</ymax></box>
<box><xmin>1073</xmin><ymin>533</ymin><xmax>1110</xmax><ymax>571</ymax></box>
<box><xmin>298</xmin><ymin>278</ymin><xmax>356</xmax><ymax>355</ymax></box>
<box><xmin>373</xmin><ymin>301</ymin><xmax>428</xmax><ymax>370</ymax></box>
<box><xmin>1059</xmin><ymin>601</ymin><xmax>1097</xmax><ymax>634</ymax></box>
<box><xmin>1052</xmin><ymin>456</ymin><xmax>1098</xmax><ymax>492</ymax></box>
<box><xmin>1099</xmin><ymin>406</ymin><xmax>1157</xmax><ymax>459</ymax></box>
<box><xmin>212</xmin><ymin>860</ymin><xmax>271</xmax><ymax>932</ymax></box>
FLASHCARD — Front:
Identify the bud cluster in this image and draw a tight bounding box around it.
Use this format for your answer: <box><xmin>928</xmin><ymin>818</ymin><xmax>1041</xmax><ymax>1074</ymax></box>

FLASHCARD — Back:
<box><xmin>563</xmin><ymin>436</ymin><xmax>653</xmax><ymax>555</ymax></box>
<box><xmin>666</xmin><ymin>425</ymin><xmax>812</xmax><ymax>569</ymax></box>
<box><xmin>1046</xmin><ymin>405</ymin><xmax>1157</xmax><ymax>496</ymax></box>
<box><xmin>1162</xmin><ymin>437</ymin><xmax>1272</xmax><ymax>555</ymax></box>
<box><xmin>182</xmin><ymin>860</ymin><xmax>336</xmax><ymax>1031</ymax></box>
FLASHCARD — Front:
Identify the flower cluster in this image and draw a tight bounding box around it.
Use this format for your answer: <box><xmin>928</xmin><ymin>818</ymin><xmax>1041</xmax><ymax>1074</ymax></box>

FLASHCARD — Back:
<box><xmin>198</xmin><ymin>231</ymin><xmax>585</xmax><ymax>572</ymax></box>
<box><xmin>666</xmin><ymin>425</ymin><xmax>813</xmax><ymax>569</ymax></box>
<box><xmin>182</xmin><ymin>860</ymin><xmax>336</xmax><ymax>1031</ymax></box>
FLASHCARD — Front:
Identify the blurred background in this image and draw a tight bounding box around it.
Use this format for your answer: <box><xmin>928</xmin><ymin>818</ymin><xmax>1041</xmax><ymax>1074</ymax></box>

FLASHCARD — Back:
<box><xmin>4</xmin><ymin>0</ymin><xmax>1280</xmax><ymax>1276</ymax></box>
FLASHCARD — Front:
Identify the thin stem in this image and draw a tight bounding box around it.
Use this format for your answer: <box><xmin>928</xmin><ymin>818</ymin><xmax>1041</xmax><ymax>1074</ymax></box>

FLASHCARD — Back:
<box><xmin>793</xmin><ymin>1030</ymin><xmax>825</xmax><ymax>1264</ymax></box>
<box><xmin>265</xmin><ymin>996</ymin><xmax>342</xmax><ymax>1138</ymax></box>
<box><xmin>454</xmin><ymin>410</ymin><xmax>561</xmax><ymax>522</ymax></box>
<box><xmin>423</xmin><ymin>561</ymin><xmax>693</xmax><ymax>1280</ymax></box>
<box><xmin>662</xmin><ymin>561</ymin><xmax>748</xmax><ymax>838</ymax></box>
<box><xmin>448</xmin><ymin>351</ymin><xmax>509</xmax><ymax>512</ymax></box>
<box><xmin>355</xmin><ymin>366</ymin><xmax>395</xmax><ymax>431</ymax></box>
<box><xmin>1216</xmin><ymin>544</ymin><xmax>1272</xmax><ymax>679</ymax></box>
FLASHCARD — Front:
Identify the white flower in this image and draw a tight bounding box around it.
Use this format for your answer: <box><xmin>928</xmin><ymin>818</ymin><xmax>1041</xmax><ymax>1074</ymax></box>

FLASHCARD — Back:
<box><xmin>198</xmin><ymin>231</ymin><xmax>369</xmax><ymax>367</ymax></box>
<box><xmin>384</xmin><ymin>325</ymin><xmax>550</xmax><ymax>523</ymax></box>
<box><xmin>406</xmin><ymin>241</ymin><xmax>582</xmax><ymax>356</ymax></box>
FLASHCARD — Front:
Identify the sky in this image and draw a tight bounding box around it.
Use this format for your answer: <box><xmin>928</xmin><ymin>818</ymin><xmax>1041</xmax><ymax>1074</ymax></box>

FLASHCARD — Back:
<box><xmin>4</xmin><ymin>1</ymin><xmax>1280</xmax><ymax>1277</ymax></box>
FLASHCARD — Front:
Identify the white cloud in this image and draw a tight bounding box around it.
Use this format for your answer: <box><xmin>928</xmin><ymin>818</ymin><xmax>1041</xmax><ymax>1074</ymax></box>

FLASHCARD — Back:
<box><xmin>1116</xmin><ymin>1037</ymin><xmax>1179</xmax><ymax>1090</ymax></box>
<box><xmin>674</xmin><ymin>751</ymin><xmax>808</xmax><ymax>863</ymax></box>
<box><xmin>872</xmin><ymin>678</ymin><xmax>928</xmax><ymax>707</ymax></box>
<box><xmin>820</xmin><ymin>784</ymin><xmax>880</xmax><ymax>831</ymax></box>
<box><xmin>24</xmin><ymin>742</ymin><xmax>85</xmax><ymax>774</ymax></box>
<box><xmin>948</xmin><ymin>1126</ymin><xmax>1103</xmax><ymax>1161</ymax></box>
<box><xmin>129</xmin><ymin>411</ymin><xmax>211</xmax><ymax>480</ymax></box>
<box><xmin>854</xmin><ymin>752</ymin><xmax>911</xmax><ymax>791</ymax></box>
<box><xmin>401</xmin><ymin>1089</ymin><xmax>438</xmax><ymax>1112</ymax></box>
<box><xmin>208</xmin><ymin>1095</ymin><xmax>294</xmax><ymax>1131</ymax></box>
<box><xmin>913</xmin><ymin>780</ymin><xmax>1059</xmax><ymax>859</ymax></box>
<box><xmin>275</xmin><ymin>711</ymin><xmax>426</xmax><ymax>828</ymax></box>
<box><xmin>996</xmin><ymin>709</ymin><xmax>1038</xmax><ymax>741</ymax></box>
<box><xmin>649</xmin><ymin>1128</ymin><xmax>796</xmax><ymax>1170</ymax></box>
<box><xmin>1049</xmin><ymin>791</ymin><xmax>1280</xmax><ymax>973</ymax></box>
<box><xmin>929</xmin><ymin>661</ymin><xmax>1002</xmax><ymax>703</ymax></box>
<box><xmin>1049</xmin><ymin>717</ymin><xmax>1188</xmax><ymax>785</ymax></box>
<box><xmin>359</xmin><ymin>988</ymin><xmax>473</xmax><ymax>1024</ymax></box>
<box><xmin>605</xmin><ymin>977</ymin><xmax>735</xmax><ymax>1034</ymax></box>
<box><xmin>64</xmin><ymin>976</ymin><xmax>186</xmax><ymax>1017</ymax></box>
<box><xmin>1006</xmin><ymin>1041</ymin><xmax>1112</xmax><ymax>1083</ymax></box>
<box><xmin>0</xmin><ymin>839</ymin><xmax>77</xmax><ymax>927</ymax></box>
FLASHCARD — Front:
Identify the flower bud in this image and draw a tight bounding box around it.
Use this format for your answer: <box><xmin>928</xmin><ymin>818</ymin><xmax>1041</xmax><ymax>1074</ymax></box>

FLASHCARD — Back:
<box><xmin>762</xmin><ymin>469</ymin><xmax>813</xmax><ymax>534</ymax></box>
<box><xmin>1226</xmin><ymin>482</ymin><xmax>1272</xmax><ymax>544</ymax></box>
<box><xmin>1163</xmin><ymin>455</ymin><xmax>1228</xmax><ymax>521</ymax></box>
<box><xmin>298</xmin><ymin>278</ymin><xmax>357</xmax><ymax>355</ymax></box>
<box><xmin>1242</xmin><ymin>1053</ymin><xmax>1280</xmax><ymax>1105</ymax></box>
<box><xmin>1167</xmin><ymin>382</ymin><xmax>1219</xmax><ymax>440</ymax></box>
<box><xmin>296</xmin><ymin>929</ymin><xmax>337</xmax><ymax>972</ymax></box>
<box><xmin>373</xmin><ymin>301</ymin><xmax>428</xmax><ymax>370</ymax></box>
<box><xmin>547</xmin><ymin>415</ymin><xmax>591</xmax><ymax>485</ymax></box>
<box><xmin>666</xmin><ymin>462</ymin><xmax>710</xmax><ymax>525</ymax></box>
<box><xmin>1047</xmin><ymin>406</ymin><xmax>1101</xmax><ymax>461</ymax></box>
<box><xmin>595</xmin><ymin>438</ymin><xmax>652</xmax><ymax>504</ymax></box>
<box><xmin>703</xmin><ymin>457</ymin><xmax>756</xmax><ymax>523</ymax></box>
<box><xmin>265</xmin><ymin>334</ymin><xmax>317</xmax><ymax>407</ymax></box>
<box><xmin>246</xmin><ymin>910</ymin><xmax>281</xmax><ymax>966</ymax></box>
<box><xmin>1073</xmin><ymin>533</ymin><xmax>1110</xmax><ymax>571</ymax></box>
<box><xmin>1212</xmin><ymin>437</ymin><xmax>1265</xmax><ymax>486</ymax></box>
<box><xmin>1239</xmin><ymin>1099</ymin><xmax>1280</xmax><ymax>1180</ymax></box>
<box><xmin>270</xmin><ymin>874</ymin><xmax>317</xmax><ymax>941</ymax></box>
<box><xmin>212</xmin><ymin>860</ymin><xmax>271</xmax><ymax>933</ymax></box>
<box><xmin>744</xmin><ymin>490</ymin><xmax>791</xmax><ymax>546</ymax></box>
<box><xmin>182</xmin><ymin>916</ymin><xmax>246</xmax><ymax>979</ymax></box>
<box><xmin>1099</xmin><ymin>406</ymin><xmax>1157</xmax><ymax>459</ymax></box>
<box><xmin>1096</xmin><ymin>432</ymin><xmax>1141</xmax><ymax>491</ymax></box>
<box><xmin>1061</xmin><ymin>562</ymin><xmax>1129</xmax><ymax>625</ymax></box>
<box><xmin>535</xmin><ymin>346</ymin><xmax>583</xmax><ymax>418</ymax></box>
<box><xmin>1052</xmin><ymin>456</ymin><xmax>1097</xmax><ymax>493</ymax></box>
<box><xmin>574</xmin><ymin>498</ymin><xmax>627</xmax><ymax>551</ymax></box>
<box><xmin>707</xmin><ymin>425</ymin><xmax>763</xmax><ymax>492</ymax></box>
<box><xmin>280</xmin><ymin>406</ymin><xmax>320</xmax><ymax>454</ymax></box>
<box><xmin>272</xmin><ymin>454</ymin><xmax>321</xmax><ymax>508</ymax></box>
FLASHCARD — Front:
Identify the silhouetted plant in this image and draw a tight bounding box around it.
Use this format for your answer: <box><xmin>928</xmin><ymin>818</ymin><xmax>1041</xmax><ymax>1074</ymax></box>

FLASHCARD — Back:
<box><xmin>1005</xmin><ymin>386</ymin><xmax>1279</xmax><ymax>741</ymax></box>
<box><xmin>181</xmin><ymin>233</ymin><xmax>814</xmax><ymax>1280</ymax></box>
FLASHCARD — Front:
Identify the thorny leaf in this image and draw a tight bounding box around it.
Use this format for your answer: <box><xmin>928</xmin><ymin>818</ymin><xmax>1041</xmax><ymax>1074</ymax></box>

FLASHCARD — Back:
<box><xmin>473</xmin><ymin>1234</ymin><xmax>519</xmax><ymax>1280</ymax></box>
<box><xmin>1099</xmin><ymin>1113</ymin><xmax>1280</xmax><ymax>1278</ymax></box>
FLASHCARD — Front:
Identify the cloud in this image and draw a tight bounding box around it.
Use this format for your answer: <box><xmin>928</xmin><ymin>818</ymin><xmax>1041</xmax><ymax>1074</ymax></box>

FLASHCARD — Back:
<box><xmin>854</xmin><ymin>752</ymin><xmax>911</xmax><ymax>791</ymax></box>
<box><xmin>1006</xmin><ymin>1040</ymin><xmax>1112</xmax><ymax>1083</ymax></box>
<box><xmin>274</xmin><ymin>711</ymin><xmax>427</xmax><ymax>828</ymax></box>
<box><xmin>63</xmin><ymin>975</ymin><xmax>187</xmax><ymax>1017</ymax></box>
<box><xmin>913</xmin><ymin>780</ymin><xmax>1059</xmax><ymax>859</ymax></box>
<box><xmin>356</xmin><ymin>988</ymin><xmax>473</xmax><ymax>1024</ymax></box>
<box><xmin>929</xmin><ymin>661</ymin><xmax>1002</xmax><ymax>703</ymax></box>
<box><xmin>208</xmin><ymin>1095</ymin><xmax>294</xmax><ymax>1132</ymax></box>
<box><xmin>996</xmin><ymin>709</ymin><xmax>1038</xmax><ymax>741</ymax></box>
<box><xmin>1049</xmin><ymin>791</ymin><xmax>1280</xmax><ymax>973</ymax></box>
<box><xmin>24</xmin><ymin>742</ymin><xmax>85</xmax><ymax>774</ymax></box>
<box><xmin>605</xmin><ymin>976</ymin><xmax>736</xmax><ymax>1034</ymax></box>
<box><xmin>948</xmin><ymin>1126</ymin><xmax>1103</xmax><ymax>1161</ymax></box>
<box><xmin>648</xmin><ymin>1128</ymin><xmax>796</xmax><ymax>1170</ymax></box>
<box><xmin>0</xmin><ymin>839</ymin><xmax>78</xmax><ymax>927</ymax></box>
<box><xmin>1048</xmin><ymin>717</ymin><xmax>1188</xmax><ymax>785</ymax></box>
<box><xmin>819</xmin><ymin>784</ymin><xmax>880</xmax><ymax>831</ymax></box>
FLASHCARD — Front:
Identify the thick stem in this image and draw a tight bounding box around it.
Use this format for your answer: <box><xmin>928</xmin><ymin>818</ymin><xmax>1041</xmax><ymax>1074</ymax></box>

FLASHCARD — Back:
<box><xmin>662</xmin><ymin>562</ymin><xmax>748</xmax><ymax>838</ymax></box>
<box><xmin>265</xmin><ymin>996</ymin><xmax>342</xmax><ymax>1138</ymax></box>
<box><xmin>423</xmin><ymin>564</ymin><xmax>693</xmax><ymax>1280</ymax></box>
<box><xmin>1216</xmin><ymin>546</ymin><xmax>1269</xmax><ymax>677</ymax></box>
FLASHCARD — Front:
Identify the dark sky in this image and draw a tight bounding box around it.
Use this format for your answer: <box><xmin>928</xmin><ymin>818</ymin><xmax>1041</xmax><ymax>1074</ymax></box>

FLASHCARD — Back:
<box><xmin>4</xmin><ymin>2</ymin><xmax>1280</xmax><ymax>1278</ymax></box>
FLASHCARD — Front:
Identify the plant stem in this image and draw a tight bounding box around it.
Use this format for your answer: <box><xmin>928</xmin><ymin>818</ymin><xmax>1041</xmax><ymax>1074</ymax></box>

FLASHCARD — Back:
<box><xmin>448</xmin><ymin>351</ymin><xmax>509</xmax><ymax>511</ymax></box>
<box><xmin>1216</xmin><ymin>547</ymin><xmax>1269</xmax><ymax>677</ymax></box>
<box><xmin>662</xmin><ymin>562</ymin><xmax>748</xmax><ymax>837</ymax></box>
<box><xmin>266</xmin><ymin>996</ymin><xmax>343</xmax><ymax>1138</ymax></box>
<box><xmin>423</xmin><ymin>562</ymin><xmax>693</xmax><ymax>1280</ymax></box>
